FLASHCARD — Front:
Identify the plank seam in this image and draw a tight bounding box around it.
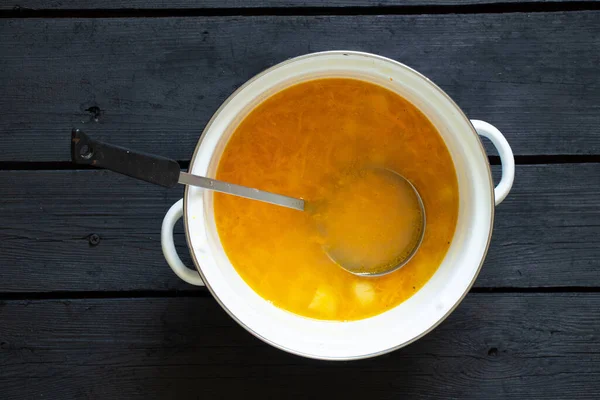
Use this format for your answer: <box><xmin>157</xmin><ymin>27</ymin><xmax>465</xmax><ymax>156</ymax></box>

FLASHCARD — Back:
<box><xmin>1</xmin><ymin>156</ymin><xmax>599</xmax><ymax>171</ymax></box>
<box><xmin>2</xmin><ymin>2</ymin><xmax>600</xmax><ymax>18</ymax></box>
<box><xmin>0</xmin><ymin>287</ymin><xmax>599</xmax><ymax>301</ymax></box>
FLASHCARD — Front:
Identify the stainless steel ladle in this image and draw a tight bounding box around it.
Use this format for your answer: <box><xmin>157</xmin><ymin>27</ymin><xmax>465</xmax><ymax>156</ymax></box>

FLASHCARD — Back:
<box><xmin>71</xmin><ymin>129</ymin><xmax>425</xmax><ymax>276</ymax></box>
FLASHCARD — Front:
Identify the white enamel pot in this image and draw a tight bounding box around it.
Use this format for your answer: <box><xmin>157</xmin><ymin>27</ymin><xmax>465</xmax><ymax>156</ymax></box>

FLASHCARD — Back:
<box><xmin>161</xmin><ymin>51</ymin><xmax>515</xmax><ymax>360</ymax></box>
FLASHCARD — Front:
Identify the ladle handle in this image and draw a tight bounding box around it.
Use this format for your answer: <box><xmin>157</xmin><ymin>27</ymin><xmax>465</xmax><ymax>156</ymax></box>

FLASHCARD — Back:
<box><xmin>71</xmin><ymin>129</ymin><xmax>180</xmax><ymax>188</ymax></box>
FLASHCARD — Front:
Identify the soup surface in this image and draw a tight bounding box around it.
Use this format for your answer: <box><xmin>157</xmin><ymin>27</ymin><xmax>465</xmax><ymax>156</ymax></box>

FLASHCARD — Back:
<box><xmin>214</xmin><ymin>78</ymin><xmax>458</xmax><ymax>321</ymax></box>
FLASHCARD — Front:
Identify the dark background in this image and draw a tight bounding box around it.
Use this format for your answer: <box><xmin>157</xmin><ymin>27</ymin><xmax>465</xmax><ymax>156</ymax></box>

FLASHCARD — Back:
<box><xmin>1</xmin><ymin>1</ymin><xmax>599</xmax><ymax>398</ymax></box>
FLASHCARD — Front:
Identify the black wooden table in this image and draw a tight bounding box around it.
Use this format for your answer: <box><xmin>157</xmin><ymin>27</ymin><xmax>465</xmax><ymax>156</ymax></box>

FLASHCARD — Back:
<box><xmin>1</xmin><ymin>1</ymin><xmax>599</xmax><ymax>398</ymax></box>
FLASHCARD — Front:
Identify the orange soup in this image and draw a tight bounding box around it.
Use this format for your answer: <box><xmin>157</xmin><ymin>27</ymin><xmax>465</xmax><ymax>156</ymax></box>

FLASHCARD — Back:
<box><xmin>214</xmin><ymin>78</ymin><xmax>459</xmax><ymax>321</ymax></box>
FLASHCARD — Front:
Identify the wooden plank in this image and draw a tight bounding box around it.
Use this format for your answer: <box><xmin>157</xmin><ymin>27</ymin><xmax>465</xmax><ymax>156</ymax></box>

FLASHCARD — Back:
<box><xmin>0</xmin><ymin>169</ymin><xmax>191</xmax><ymax>292</ymax></box>
<box><xmin>0</xmin><ymin>164</ymin><xmax>598</xmax><ymax>293</ymax></box>
<box><xmin>2</xmin><ymin>0</ymin><xmax>598</xmax><ymax>9</ymax></box>
<box><xmin>0</xmin><ymin>293</ymin><xmax>599</xmax><ymax>398</ymax></box>
<box><xmin>1</xmin><ymin>13</ymin><xmax>599</xmax><ymax>162</ymax></box>
<box><xmin>482</xmin><ymin>163</ymin><xmax>600</xmax><ymax>288</ymax></box>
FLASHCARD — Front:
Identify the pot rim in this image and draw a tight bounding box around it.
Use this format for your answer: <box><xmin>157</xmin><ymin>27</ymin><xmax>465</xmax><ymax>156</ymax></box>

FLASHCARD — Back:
<box><xmin>183</xmin><ymin>50</ymin><xmax>495</xmax><ymax>360</ymax></box>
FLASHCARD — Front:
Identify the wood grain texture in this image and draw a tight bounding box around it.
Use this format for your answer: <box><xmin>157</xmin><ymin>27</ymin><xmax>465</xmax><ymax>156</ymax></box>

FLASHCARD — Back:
<box><xmin>2</xmin><ymin>0</ymin><xmax>599</xmax><ymax>9</ymax></box>
<box><xmin>0</xmin><ymin>164</ymin><xmax>598</xmax><ymax>293</ymax></box>
<box><xmin>1</xmin><ymin>293</ymin><xmax>599</xmax><ymax>399</ymax></box>
<box><xmin>1</xmin><ymin>13</ymin><xmax>599</xmax><ymax>162</ymax></box>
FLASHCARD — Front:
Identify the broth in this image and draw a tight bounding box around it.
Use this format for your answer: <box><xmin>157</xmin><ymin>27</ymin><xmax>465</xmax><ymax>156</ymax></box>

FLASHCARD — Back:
<box><xmin>214</xmin><ymin>78</ymin><xmax>459</xmax><ymax>321</ymax></box>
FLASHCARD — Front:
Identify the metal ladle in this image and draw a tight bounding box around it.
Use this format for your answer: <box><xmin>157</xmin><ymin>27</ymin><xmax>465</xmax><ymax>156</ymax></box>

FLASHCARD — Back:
<box><xmin>71</xmin><ymin>129</ymin><xmax>425</xmax><ymax>276</ymax></box>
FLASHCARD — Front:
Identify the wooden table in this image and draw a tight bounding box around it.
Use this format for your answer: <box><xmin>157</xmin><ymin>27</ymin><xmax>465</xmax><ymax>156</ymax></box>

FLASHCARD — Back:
<box><xmin>1</xmin><ymin>1</ymin><xmax>599</xmax><ymax>398</ymax></box>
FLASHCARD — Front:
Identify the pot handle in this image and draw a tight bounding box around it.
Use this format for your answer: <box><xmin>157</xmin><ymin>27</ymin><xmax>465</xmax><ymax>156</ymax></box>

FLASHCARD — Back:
<box><xmin>471</xmin><ymin>120</ymin><xmax>515</xmax><ymax>206</ymax></box>
<box><xmin>161</xmin><ymin>199</ymin><xmax>205</xmax><ymax>286</ymax></box>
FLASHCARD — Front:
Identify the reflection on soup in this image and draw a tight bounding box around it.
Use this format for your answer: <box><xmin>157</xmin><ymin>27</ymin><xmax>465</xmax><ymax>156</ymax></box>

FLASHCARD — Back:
<box><xmin>214</xmin><ymin>78</ymin><xmax>459</xmax><ymax>321</ymax></box>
